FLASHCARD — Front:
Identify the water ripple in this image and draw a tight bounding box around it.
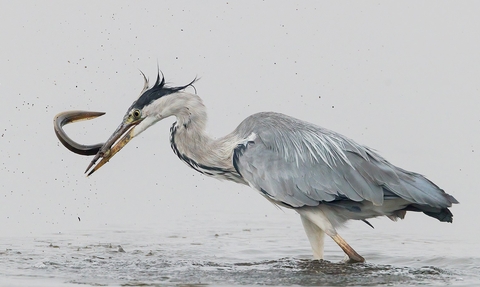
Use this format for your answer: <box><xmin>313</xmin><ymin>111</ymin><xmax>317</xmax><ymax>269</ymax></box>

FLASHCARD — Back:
<box><xmin>0</xmin><ymin>229</ymin><xmax>477</xmax><ymax>286</ymax></box>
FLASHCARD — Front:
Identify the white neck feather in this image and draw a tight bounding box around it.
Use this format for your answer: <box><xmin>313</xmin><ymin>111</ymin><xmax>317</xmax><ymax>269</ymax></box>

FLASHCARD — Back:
<box><xmin>166</xmin><ymin>93</ymin><xmax>244</xmax><ymax>181</ymax></box>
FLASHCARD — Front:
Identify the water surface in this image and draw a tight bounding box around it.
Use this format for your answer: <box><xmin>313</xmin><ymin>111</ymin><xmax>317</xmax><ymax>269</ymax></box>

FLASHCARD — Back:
<box><xmin>1</xmin><ymin>215</ymin><xmax>477</xmax><ymax>286</ymax></box>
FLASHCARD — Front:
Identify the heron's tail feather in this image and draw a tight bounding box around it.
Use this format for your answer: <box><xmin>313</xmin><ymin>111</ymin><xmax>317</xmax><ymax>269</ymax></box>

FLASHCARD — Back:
<box><xmin>423</xmin><ymin>208</ymin><xmax>454</xmax><ymax>223</ymax></box>
<box><xmin>403</xmin><ymin>204</ymin><xmax>454</xmax><ymax>223</ymax></box>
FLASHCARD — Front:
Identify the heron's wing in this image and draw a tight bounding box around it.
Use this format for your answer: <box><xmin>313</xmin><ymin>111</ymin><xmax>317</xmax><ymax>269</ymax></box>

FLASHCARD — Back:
<box><xmin>232</xmin><ymin>112</ymin><xmax>456</xmax><ymax>209</ymax></box>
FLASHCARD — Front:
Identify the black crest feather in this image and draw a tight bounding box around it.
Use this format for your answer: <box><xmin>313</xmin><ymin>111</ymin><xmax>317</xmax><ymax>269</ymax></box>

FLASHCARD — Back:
<box><xmin>132</xmin><ymin>70</ymin><xmax>197</xmax><ymax>110</ymax></box>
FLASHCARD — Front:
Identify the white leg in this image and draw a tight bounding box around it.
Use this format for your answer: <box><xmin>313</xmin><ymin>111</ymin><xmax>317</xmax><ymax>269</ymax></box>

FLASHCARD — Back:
<box><xmin>300</xmin><ymin>215</ymin><xmax>325</xmax><ymax>259</ymax></box>
<box><xmin>298</xmin><ymin>208</ymin><xmax>365</xmax><ymax>263</ymax></box>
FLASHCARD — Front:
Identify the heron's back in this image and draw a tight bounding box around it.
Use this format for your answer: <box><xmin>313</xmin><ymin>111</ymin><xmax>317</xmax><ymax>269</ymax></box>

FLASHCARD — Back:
<box><xmin>232</xmin><ymin>112</ymin><xmax>458</xmax><ymax>222</ymax></box>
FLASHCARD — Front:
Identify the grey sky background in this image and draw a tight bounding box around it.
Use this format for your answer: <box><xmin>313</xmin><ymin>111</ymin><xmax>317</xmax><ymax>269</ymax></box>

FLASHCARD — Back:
<box><xmin>0</xmin><ymin>1</ymin><xmax>479</xmax><ymax>254</ymax></box>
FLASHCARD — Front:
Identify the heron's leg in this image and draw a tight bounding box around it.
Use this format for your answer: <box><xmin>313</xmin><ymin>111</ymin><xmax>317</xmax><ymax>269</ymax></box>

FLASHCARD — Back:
<box><xmin>300</xmin><ymin>215</ymin><xmax>325</xmax><ymax>259</ymax></box>
<box><xmin>330</xmin><ymin>234</ymin><xmax>365</xmax><ymax>263</ymax></box>
<box><xmin>298</xmin><ymin>208</ymin><xmax>365</xmax><ymax>263</ymax></box>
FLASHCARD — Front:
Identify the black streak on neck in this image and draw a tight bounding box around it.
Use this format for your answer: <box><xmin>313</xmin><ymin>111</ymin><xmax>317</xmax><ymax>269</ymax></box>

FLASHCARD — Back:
<box><xmin>169</xmin><ymin>123</ymin><xmax>242</xmax><ymax>180</ymax></box>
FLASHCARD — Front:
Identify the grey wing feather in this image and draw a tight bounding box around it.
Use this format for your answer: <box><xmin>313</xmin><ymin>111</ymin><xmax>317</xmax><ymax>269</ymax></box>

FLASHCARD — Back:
<box><xmin>233</xmin><ymin>112</ymin><xmax>457</xmax><ymax>209</ymax></box>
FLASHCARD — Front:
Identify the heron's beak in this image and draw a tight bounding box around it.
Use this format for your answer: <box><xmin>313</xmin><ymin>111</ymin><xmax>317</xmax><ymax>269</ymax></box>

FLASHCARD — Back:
<box><xmin>85</xmin><ymin>119</ymin><xmax>143</xmax><ymax>176</ymax></box>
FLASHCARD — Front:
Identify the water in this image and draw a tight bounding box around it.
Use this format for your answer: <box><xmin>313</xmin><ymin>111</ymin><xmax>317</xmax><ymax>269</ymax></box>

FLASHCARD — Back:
<box><xmin>1</xmin><ymin>214</ymin><xmax>478</xmax><ymax>286</ymax></box>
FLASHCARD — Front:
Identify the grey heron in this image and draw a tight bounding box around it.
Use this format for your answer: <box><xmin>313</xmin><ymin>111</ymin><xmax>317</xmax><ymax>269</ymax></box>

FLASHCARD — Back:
<box><xmin>54</xmin><ymin>72</ymin><xmax>458</xmax><ymax>263</ymax></box>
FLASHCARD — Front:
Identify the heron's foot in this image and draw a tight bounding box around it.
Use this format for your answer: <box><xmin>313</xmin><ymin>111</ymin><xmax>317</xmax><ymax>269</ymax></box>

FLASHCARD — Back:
<box><xmin>331</xmin><ymin>234</ymin><xmax>365</xmax><ymax>263</ymax></box>
<box><xmin>342</xmin><ymin>253</ymin><xmax>365</xmax><ymax>264</ymax></box>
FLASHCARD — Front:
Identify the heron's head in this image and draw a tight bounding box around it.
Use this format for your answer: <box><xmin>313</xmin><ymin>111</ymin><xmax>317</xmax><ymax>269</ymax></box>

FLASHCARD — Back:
<box><xmin>85</xmin><ymin>71</ymin><xmax>196</xmax><ymax>175</ymax></box>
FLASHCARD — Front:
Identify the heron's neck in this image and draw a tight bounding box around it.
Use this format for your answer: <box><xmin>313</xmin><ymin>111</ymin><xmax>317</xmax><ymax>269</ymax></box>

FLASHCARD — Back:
<box><xmin>169</xmin><ymin>93</ymin><xmax>244</xmax><ymax>183</ymax></box>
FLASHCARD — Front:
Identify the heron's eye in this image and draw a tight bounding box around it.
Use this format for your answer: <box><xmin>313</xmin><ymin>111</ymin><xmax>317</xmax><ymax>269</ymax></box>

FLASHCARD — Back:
<box><xmin>132</xmin><ymin>109</ymin><xmax>141</xmax><ymax>119</ymax></box>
